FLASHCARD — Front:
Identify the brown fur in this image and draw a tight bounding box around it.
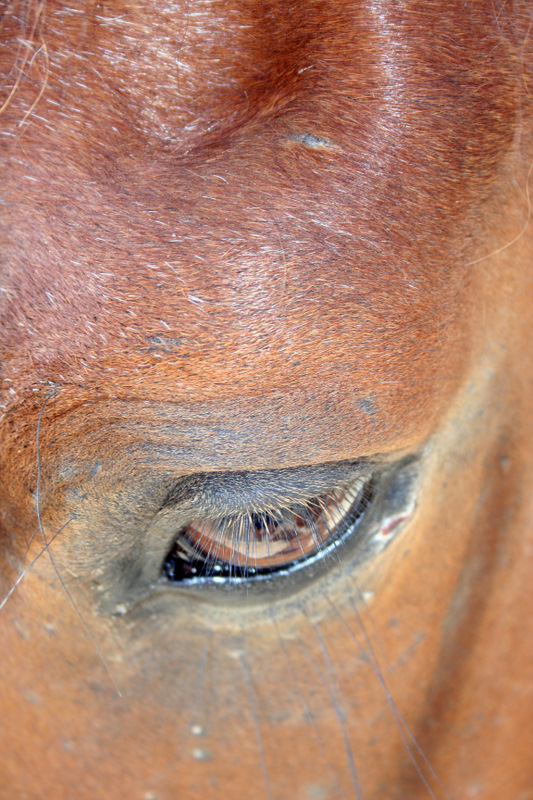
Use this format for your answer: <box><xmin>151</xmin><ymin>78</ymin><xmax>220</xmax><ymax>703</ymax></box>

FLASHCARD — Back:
<box><xmin>1</xmin><ymin>1</ymin><xmax>532</xmax><ymax>798</ymax></box>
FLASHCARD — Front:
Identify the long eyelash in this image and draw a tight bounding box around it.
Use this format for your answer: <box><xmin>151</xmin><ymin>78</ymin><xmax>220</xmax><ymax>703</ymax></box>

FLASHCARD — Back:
<box><xmin>171</xmin><ymin>475</ymin><xmax>372</xmax><ymax>580</ymax></box>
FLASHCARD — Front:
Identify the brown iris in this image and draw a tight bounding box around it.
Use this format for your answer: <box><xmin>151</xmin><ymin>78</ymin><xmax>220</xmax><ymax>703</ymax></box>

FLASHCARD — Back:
<box><xmin>163</xmin><ymin>476</ymin><xmax>371</xmax><ymax>581</ymax></box>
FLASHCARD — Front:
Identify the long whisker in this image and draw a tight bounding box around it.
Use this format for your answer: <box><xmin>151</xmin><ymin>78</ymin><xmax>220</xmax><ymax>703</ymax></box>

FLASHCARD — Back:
<box><xmin>467</xmin><ymin>156</ymin><xmax>533</xmax><ymax>265</ymax></box>
<box><xmin>352</xmin><ymin>595</ymin><xmax>455</xmax><ymax>800</ymax></box>
<box><xmin>191</xmin><ymin>628</ymin><xmax>212</xmax><ymax>719</ymax></box>
<box><xmin>21</xmin><ymin>390</ymin><xmax>59</xmax><ymax>561</ymax></box>
<box><xmin>330</xmin><ymin>594</ymin><xmax>454</xmax><ymax>800</ymax></box>
<box><xmin>0</xmin><ymin>517</ymin><xmax>73</xmax><ymax>612</ymax></box>
<box><xmin>239</xmin><ymin>644</ymin><xmax>272</xmax><ymax>800</ymax></box>
<box><xmin>305</xmin><ymin>617</ymin><xmax>362</xmax><ymax>800</ymax></box>
<box><xmin>270</xmin><ymin>609</ymin><xmax>334</xmax><ymax>778</ymax></box>
<box><xmin>147</xmin><ymin>629</ymin><xmax>213</xmax><ymax>788</ymax></box>
<box><xmin>35</xmin><ymin>394</ymin><xmax>122</xmax><ymax>697</ymax></box>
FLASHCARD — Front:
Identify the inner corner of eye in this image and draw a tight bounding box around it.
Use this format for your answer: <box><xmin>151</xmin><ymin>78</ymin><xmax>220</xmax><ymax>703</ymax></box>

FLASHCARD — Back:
<box><xmin>161</xmin><ymin>472</ymin><xmax>375</xmax><ymax>584</ymax></box>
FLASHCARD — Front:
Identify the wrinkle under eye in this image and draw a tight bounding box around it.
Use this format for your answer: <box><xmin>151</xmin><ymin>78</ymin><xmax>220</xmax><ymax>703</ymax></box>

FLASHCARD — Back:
<box><xmin>162</xmin><ymin>476</ymin><xmax>375</xmax><ymax>583</ymax></box>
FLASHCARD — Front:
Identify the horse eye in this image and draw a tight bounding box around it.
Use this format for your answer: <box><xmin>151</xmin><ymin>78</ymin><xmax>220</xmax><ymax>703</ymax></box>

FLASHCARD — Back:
<box><xmin>161</xmin><ymin>475</ymin><xmax>375</xmax><ymax>584</ymax></box>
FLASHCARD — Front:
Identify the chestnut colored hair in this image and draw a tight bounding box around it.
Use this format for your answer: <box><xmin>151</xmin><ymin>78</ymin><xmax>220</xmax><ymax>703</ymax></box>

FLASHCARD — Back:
<box><xmin>1</xmin><ymin>0</ymin><xmax>532</xmax><ymax>421</ymax></box>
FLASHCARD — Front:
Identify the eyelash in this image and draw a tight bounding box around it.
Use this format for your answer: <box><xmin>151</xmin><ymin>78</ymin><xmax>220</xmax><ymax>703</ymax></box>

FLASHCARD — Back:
<box><xmin>161</xmin><ymin>474</ymin><xmax>376</xmax><ymax>585</ymax></box>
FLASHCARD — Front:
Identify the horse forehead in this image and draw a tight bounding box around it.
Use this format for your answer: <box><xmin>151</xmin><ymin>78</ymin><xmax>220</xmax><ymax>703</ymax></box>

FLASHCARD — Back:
<box><xmin>3</xmin><ymin>169</ymin><xmax>472</xmax><ymax>423</ymax></box>
<box><xmin>1</xmin><ymin>0</ymin><xmax>520</xmax><ymax>419</ymax></box>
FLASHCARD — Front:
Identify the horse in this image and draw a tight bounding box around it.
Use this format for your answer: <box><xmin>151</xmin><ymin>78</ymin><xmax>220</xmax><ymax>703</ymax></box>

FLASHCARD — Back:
<box><xmin>1</xmin><ymin>1</ymin><xmax>532</xmax><ymax>797</ymax></box>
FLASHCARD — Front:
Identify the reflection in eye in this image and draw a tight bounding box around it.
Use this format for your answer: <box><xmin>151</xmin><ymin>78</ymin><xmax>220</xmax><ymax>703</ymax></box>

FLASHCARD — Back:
<box><xmin>162</xmin><ymin>474</ymin><xmax>375</xmax><ymax>583</ymax></box>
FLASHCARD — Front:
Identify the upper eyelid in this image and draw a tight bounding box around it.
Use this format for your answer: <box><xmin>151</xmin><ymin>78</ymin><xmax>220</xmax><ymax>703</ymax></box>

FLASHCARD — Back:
<box><xmin>159</xmin><ymin>458</ymin><xmax>380</xmax><ymax>516</ymax></box>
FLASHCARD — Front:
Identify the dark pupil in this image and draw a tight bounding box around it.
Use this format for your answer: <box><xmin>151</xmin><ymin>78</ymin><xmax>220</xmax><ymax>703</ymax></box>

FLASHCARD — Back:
<box><xmin>252</xmin><ymin>512</ymin><xmax>277</xmax><ymax>532</ymax></box>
